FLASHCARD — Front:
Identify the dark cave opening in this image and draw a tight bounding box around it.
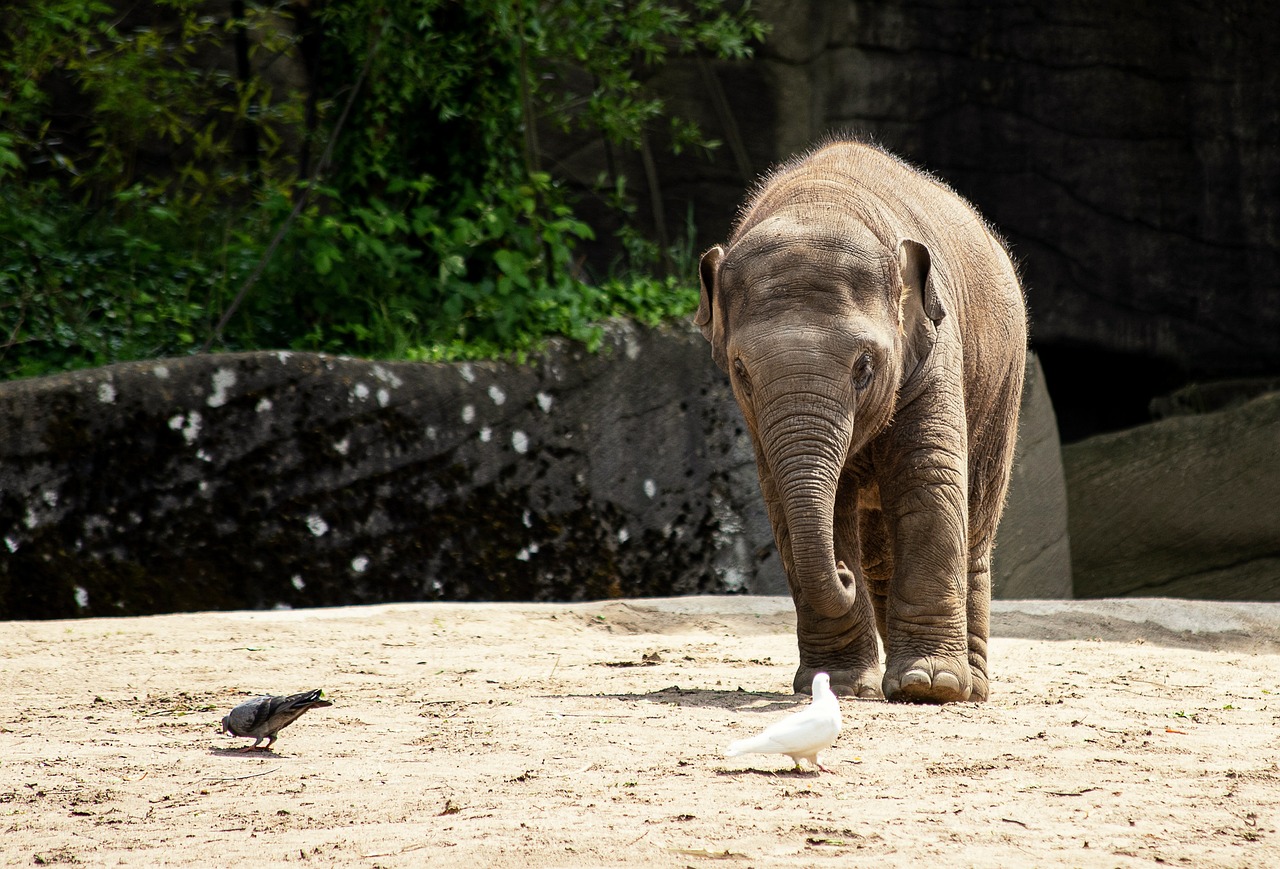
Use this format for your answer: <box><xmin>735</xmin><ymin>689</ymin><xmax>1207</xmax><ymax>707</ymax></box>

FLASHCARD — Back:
<box><xmin>1033</xmin><ymin>343</ymin><xmax>1189</xmax><ymax>444</ymax></box>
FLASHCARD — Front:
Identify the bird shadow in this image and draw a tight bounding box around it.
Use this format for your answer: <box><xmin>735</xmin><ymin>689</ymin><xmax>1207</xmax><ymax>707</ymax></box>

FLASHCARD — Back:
<box><xmin>208</xmin><ymin>746</ymin><xmax>294</xmax><ymax>759</ymax></box>
<box><xmin>715</xmin><ymin>767</ymin><xmax>825</xmax><ymax>779</ymax></box>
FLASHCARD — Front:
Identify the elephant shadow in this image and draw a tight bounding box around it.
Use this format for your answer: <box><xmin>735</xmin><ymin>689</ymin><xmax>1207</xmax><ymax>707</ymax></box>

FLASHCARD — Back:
<box><xmin>579</xmin><ymin>687</ymin><xmax>805</xmax><ymax>714</ymax></box>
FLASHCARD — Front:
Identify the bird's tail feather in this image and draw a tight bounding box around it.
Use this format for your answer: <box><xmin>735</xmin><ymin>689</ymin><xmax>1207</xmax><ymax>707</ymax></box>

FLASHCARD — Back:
<box><xmin>289</xmin><ymin>689</ymin><xmax>333</xmax><ymax>710</ymax></box>
<box><xmin>725</xmin><ymin>737</ymin><xmax>766</xmax><ymax>757</ymax></box>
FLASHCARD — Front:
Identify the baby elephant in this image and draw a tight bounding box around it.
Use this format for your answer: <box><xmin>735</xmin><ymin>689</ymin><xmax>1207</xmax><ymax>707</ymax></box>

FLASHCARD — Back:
<box><xmin>697</xmin><ymin>138</ymin><xmax>1027</xmax><ymax>703</ymax></box>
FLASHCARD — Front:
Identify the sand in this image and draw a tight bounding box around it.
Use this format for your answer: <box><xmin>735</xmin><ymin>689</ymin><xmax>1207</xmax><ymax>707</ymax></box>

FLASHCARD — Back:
<box><xmin>4</xmin><ymin>596</ymin><xmax>1279</xmax><ymax>867</ymax></box>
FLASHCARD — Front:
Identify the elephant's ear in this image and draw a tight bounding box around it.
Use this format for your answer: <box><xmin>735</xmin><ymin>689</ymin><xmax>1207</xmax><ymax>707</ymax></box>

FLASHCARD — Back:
<box><xmin>897</xmin><ymin>239</ymin><xmax>946</xmax><ymax>377</ymax></box>
<box><xmin>696</xmin><ymin>245</ymin><xmax>728</xmax><ymax>371</ymax></box>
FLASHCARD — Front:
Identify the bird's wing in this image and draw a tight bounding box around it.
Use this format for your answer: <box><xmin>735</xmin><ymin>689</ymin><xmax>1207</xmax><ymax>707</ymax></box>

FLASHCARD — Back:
<box><xmin>227</xmin><ymin>696</ymin><xmax>277</xmax><ymax>736</ymax></box>
<box><xmin>748</xmin><ymin>708</ymin><xmax>840</xmax><ymax>754</ymax></box>
<box><xmin>250</xmin><ymin>690</ymin><xmax>334</xmax><ymax>736</ymax></box>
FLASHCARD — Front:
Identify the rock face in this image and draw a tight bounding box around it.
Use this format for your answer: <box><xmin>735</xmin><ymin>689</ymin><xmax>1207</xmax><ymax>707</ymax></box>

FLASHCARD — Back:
<box><xmin>1064</xmin><ymin>391</ymin><xmax>1280</xmax><ymax>599</ymax></box>
<box><xmin>616</xmin><ymin>0</ymin><xmax>1280</xmax><ymax>380</ymax></box>
<box><xmin>0</xmin><ymin>324</ymin><xmax>1067</xmax><ymax>619</ymax></box>
<box><xmin>558</xmin><ymin>1</ymin><xmax>1279</xmax><ymax>444</ymax></box>
<box><xmin>991</xmin><ymin>354</ymin><xmax>1073</xmax><ymax>599</ymax></box>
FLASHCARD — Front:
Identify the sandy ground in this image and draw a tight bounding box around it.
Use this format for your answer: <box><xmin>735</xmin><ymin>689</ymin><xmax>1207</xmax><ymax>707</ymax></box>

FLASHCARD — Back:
<box><xmin>4</xmin><ymin>596</ymin><xmax>1280</xmax><ymax>868</ymax></box>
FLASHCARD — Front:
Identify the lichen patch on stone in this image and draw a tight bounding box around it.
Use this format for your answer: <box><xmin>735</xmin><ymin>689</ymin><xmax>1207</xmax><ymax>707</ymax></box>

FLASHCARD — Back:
<box><xmin>206</xmin><ymin>368</ymin><xmax>237</xmax><ymax>408</ymax></box>
<box><xmin>169</xmin><ymin>412</ymin><xmax>202</xmax><ymax>445</ymax></box>
<box><xmin>371</xmin><ymin>364</ymin><xmax>404</xmax><ymax>388</ymax></box>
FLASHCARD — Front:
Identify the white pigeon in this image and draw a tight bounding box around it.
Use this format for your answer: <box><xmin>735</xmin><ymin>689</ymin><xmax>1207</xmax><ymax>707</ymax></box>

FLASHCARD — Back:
<box><xmin>725</xmin><ymin>672</ymin><xmax>842</xmax><ymax>772</ymax></box>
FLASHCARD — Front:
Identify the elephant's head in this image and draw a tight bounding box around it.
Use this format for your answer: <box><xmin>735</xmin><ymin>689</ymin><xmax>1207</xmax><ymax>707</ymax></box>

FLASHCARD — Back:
<box><xmin>695</xmin><ymin>213</ymin><xmax>945</xmax><ymax>619</ymax></box>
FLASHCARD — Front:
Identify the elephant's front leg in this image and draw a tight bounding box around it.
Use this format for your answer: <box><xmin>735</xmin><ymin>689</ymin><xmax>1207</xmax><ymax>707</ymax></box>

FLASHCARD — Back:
<box><xmin>761</xmin><ymin>465</ymin><xmax>881</xmax><ymax>698</ymax></box>
<box><xmin>878</xmin><ymin>448</ymin><xmax>974</xmax><ymax>704</ymax></box>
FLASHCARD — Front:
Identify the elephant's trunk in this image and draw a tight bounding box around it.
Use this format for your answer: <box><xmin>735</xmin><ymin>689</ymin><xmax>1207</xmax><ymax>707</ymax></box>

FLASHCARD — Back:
<box><xmin>756</xmin><ymin>377</ymin><xmax>858</xmax><ymax>621</ymax></box>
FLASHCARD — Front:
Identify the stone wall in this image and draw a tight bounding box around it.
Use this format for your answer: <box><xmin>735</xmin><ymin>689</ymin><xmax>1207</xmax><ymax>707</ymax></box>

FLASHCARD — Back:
<box><xmin>0</xmin><ymin>325</ymin><xmax>1068</xmax><ymax>619</ymax></box>
<box><xmin>615</xmin><ymin>0</ymin><xmax>1280</xmax><ymax>380</ymax></box>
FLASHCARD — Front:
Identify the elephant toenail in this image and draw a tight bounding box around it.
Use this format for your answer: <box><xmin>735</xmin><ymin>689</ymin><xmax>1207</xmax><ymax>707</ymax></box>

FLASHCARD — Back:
<box><xmin>900</xmin><ymin>669</ymin><xmax>931</xmax><ymax>687</ymax></box>
<box><xmin>934</xmin><ymin>672</ymin><xmax>962</xmax><ymax>694</ymax></box>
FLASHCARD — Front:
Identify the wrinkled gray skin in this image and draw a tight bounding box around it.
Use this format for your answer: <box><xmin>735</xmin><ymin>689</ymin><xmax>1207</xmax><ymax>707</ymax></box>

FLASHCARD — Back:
<box><xmin>220</xmin><ymin>688</ymin><xmax>333</xmax><ymax>750</ymax></box>
<box><xmin>697</xmin><ymin>140</ymin><xmax>1026</xmax><ymax>703</ymax></box>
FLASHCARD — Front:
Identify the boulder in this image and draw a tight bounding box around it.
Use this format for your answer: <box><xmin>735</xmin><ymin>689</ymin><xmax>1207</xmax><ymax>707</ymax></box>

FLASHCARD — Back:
<box><xmin>1064</xmin><ymin>391</ymin><xmax>1280</xmax><ymax>599</ymax></box>
<box><xmin>1150</xmin><ymin>377</ymin><xmax>1280</xmax><ymax>420</ymax></box>
<box><xmin>0</xmin><ymin>324</ymin><xmax>779</xmax><ymax>619</ymax></box>
<box><xmin>991</xmin><ymin>353</ymin><xmax>1073</xmax><ymax>599</ymax></box>
<box><xmin>0</xmin><ymin>323</ymin><xmax>1068</xmax><ymax>618</ymax></box>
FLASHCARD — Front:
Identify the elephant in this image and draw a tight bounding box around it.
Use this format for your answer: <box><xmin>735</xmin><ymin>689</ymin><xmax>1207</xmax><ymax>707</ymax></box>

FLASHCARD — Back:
<box><xmin>696</xmin><ymin>138</ymin><xmax>1027</xmax><ymax>703</ymax></box>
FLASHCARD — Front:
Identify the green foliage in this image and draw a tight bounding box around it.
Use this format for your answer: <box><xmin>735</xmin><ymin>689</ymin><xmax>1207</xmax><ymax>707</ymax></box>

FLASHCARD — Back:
<box><xmin>0</xmin><ymin>0</ymin><xmax>765</xmax><ymax>380</ymax></box>
<box><xmin>1</xmin><ymin>0</ymin><xmax>300</xmax><ymax>203</ymax></box>
<box><xmin>527</xmin><ymin>0</ymin><xmax>761</xmax><ymax>153</ymax></box>
<box><xmin>0</xmin><ymin>183</ymin><xmax>261</xmax><ymax>379</ymax></box>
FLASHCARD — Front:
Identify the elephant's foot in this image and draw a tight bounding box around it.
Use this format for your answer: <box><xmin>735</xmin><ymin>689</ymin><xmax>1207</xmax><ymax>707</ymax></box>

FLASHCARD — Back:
<box><xmin>791</xmin><ymin>569</ymin><xmax>882</xmax><ymax>697</ymax></box>
<box><xmin>794</xmin><ymin>662</ymin><xmax>883</xmax><ymax>699</ymax></box>
<box><xmin>968</xmin><ymin>653</ymin><xmax>989</xmax><ymax>702</ymax></box>
<box><xmin>883</xmin><ymin>654</ymin><xmax>972</xmax><ymax>704</ymax></box>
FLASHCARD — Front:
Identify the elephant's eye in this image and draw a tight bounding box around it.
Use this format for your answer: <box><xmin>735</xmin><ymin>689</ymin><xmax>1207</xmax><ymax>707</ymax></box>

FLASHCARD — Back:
<box><xmin>853</xmin><ymin>352</ymin><xmax>874</xmax><ymax>391</ymax></box>
<box><xmin>733</xmin><ymin>357</ymin><xmax>752</xmax><ymax>395</ymax></box>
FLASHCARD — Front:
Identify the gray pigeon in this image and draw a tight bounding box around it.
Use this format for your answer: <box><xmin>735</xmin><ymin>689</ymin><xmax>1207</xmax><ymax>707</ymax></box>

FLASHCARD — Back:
<box><xmin>220</xmin><ymin>689</ymin><xmax>333</xmax><ymax>750</ymax></box>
